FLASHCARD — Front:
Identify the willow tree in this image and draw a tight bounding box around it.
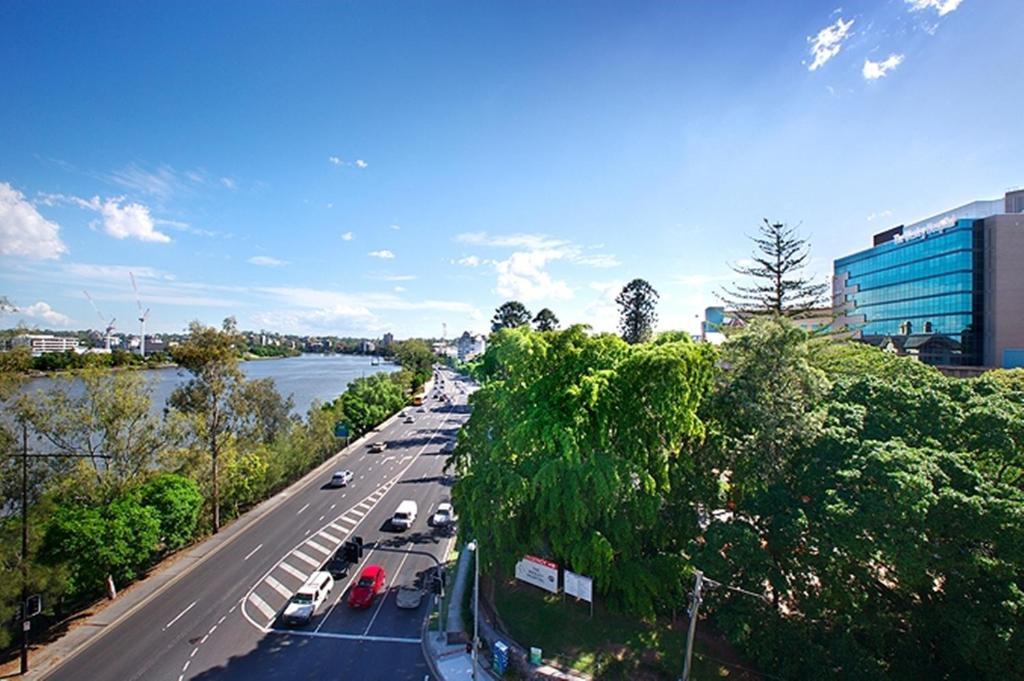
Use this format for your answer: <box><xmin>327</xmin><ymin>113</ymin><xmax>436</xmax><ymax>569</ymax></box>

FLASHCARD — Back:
<box><xmin>448</xmin><ymin>325</ymin><xmax>716</xmax><ymax>614</ymax></box>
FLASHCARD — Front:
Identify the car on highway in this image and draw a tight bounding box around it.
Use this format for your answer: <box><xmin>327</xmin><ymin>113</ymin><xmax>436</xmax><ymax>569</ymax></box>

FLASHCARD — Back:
<box><xmin>391</xmin><ymin>499</ymin><xmax>418</xmax><ymax>530</ymax></box>
<box><xmin>431</xmin><ymin>502</ymin><xmax>455</xmax><ymax>528</ymax></box>
<box><xmin>348</xmin><ymin>564</ymin><xmax>386</xmax><ymax>609</ymax></box>
<box><xmin>329</xmin><ymin>470</ymin><xmax>353</xmax><ymax>487</ymax></box>
<box><xmin>369</xmin><ymin>441</ymin><xmax>387</xmax><ymax>453</ymax></box>
<box><xmin>282</xmin><ymin>571</ymin><xmax>334</xmax><ymax>626</ymax></box>
<box><xmin>404</xmin><ymin>416</ymin><xmax>415</xmax><ymax>424</ymax></box>
<box><xmin>417</xmin><ymin>407</ymin><xmax>425</xmax><ymax>412</ymax></box>
<box><xmin>325</xmin><ymin>547</ymin><xmax>350</xmax><ymax>578</ymax></box>
<box><xmin>396</xmin><ymin>585</ymin><xmax>424</xmax><ymax>609</ymax></box>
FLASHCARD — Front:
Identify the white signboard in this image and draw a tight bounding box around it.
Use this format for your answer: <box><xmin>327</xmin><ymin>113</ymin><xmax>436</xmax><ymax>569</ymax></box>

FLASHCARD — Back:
<box><xmin>515</xmin><ymin>555</ymin><xmax>559</xmax><ymax>593</ymax></box>
<box><xmin>564</xmin><ymin>570</ymin><xmax>593</xmax><ymax>602</ymax></box>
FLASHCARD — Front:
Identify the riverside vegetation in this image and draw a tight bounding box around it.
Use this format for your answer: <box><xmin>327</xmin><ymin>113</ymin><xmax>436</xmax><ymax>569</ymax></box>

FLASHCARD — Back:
<box><xmin>0</xmin><ymin>320</ymin><xmax>435</xmax><ymax>651</ymax></box>
<box><xmin>449</xmin><ymin>321</ymin><xmax>1024</xmax><ymax>679</ymax></box>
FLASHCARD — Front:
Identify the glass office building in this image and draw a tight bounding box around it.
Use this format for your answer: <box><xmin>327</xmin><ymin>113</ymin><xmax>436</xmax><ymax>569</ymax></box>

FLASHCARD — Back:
<box><xmin>834</xmin><ymin>189</ymin><xmax>1024</xmax><ymax>368</ymax></box>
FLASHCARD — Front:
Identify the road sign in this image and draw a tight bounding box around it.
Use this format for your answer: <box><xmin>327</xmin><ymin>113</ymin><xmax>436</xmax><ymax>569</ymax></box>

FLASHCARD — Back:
<box><xmin>493</xmin><ymin>641</ymin><xmax>509</xmax><ymax>674</ymax></box>
<box><xmin>334</xmin><ymin>422</ymin><xmax>350</xmax><ymax>438</ymax></box>
<box><xmin>529</xmin><ymin>647</ymin><xmax>542</xmax><ymax>665</ymax></box>
<box><xmin>564</xmin><ymin>570</ymin><xmax>593</xmax><ymax>602</ymax></box>
<box><xmin>514</xmin><ymin>555</ymin><xmax>559</xmax><ymax>594</ymax></box>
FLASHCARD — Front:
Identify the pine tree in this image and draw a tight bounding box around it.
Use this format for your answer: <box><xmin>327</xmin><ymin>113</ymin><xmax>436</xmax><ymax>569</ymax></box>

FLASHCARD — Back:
<box><xmin>719</xmin><ymin>219</ymin><xmax>827</xmax><ymax>316</ymax></box>
<box><xmin>617</xmin><ymin>279</ymin><xmax>659</xmax><ymax>344</ymax></box>
<box><xmin>532</xmin><ymin>308</ymin><xmax>559</xmax><ymax>331</ymax></box>
<box><xmin>491</xmin><ymin>301</ymin><xmax>532</xmax><ymax>332</ymax></box>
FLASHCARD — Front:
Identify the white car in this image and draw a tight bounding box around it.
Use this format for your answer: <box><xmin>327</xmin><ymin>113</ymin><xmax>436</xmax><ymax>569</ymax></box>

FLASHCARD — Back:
<box><xmin>329</xmin><ymin>470</ymin><xmax>353</xmax><ymax>487</ymax></box>
<box><xmin>282</xmin><ymin>572</ymin><xmax>333</xmax><ymax>626</ymax></box>
<box><xmin>431</xmin><ymin>502</ymin><xmax>455</xmax><ymax>527</ymax></box>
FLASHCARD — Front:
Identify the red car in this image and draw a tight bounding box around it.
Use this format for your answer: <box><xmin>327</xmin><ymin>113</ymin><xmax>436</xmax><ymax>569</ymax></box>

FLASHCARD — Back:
<box><xmin>348</xmin><ymin>565</ymin><xmax>386</xmax><ymax>608</ymax></box>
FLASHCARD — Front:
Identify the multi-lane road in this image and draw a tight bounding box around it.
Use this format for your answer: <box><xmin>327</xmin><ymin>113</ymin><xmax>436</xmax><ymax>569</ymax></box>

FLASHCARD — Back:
<box><xmin>44</xmin><ymin>367</ymin><xmax>472</xmax><ymax>681</ymax></box>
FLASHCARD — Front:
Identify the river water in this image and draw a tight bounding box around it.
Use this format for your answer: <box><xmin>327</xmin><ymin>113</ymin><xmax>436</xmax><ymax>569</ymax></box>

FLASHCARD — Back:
<box><xmin>19</xmin><ymin>354</ymin><xmax>400</xmax><ymax>418</ymax></box>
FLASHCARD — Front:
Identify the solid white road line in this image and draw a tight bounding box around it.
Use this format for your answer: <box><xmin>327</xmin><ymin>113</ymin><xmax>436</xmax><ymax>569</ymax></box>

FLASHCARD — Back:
<box><xmin>292</xmin><ymin>549</ymin><xmax>320</xmax><ymax>568</ymax></box>
<box><xmin>248</xmin><ymin>592</ymin><xmax>276</xmax><ymax>621</ymax></box>
<box><xmin>164</xmin><ymin>600</ymin><xmax>196</xmax><ymax>630</ymax></box>
<box><xmin>296</xmin><ymin>503</ymin><xmax>310</xmax><ymax>515</ymax></box>
<box><xmin>243</xmin><ymin>543</ymin><xmax>263</xmax><ymax>561</ymax></box>
<box><xmin>364</xmin><ymin>544</ymin><xmax>414</xmax><ymax>636</ymax></box>
<box><xmin>279</xmin><ymin>561</ymin><xmax>308</xmax><ymax>582</ymax></box>
<box><xmin>266</xmin><ymin>575</ymin><xmax>292</xmax><ymax>599</ymax></box>
<box><xmin>270</xmin><ymin>628</ymin><xmax>421</xmax><ymax>644</ymax></box>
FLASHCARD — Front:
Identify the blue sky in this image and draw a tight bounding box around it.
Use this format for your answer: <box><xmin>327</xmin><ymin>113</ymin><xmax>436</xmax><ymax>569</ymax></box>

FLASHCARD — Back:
<box><xmin>1</xmin><ymin>0</ymin><xmax>1021</xmax><ymax>339</ymax></box>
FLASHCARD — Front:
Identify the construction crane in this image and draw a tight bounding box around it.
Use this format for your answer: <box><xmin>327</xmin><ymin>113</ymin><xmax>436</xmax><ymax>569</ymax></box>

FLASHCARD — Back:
<box><xmin>83</xmin><ymin>290</ymin><xmax>116</xmax><ymax>351</ymax></box>
<box><xmin>129</xmin><ymin>272</ymin><xmax>151</xmax><ymax>357</ymax></box>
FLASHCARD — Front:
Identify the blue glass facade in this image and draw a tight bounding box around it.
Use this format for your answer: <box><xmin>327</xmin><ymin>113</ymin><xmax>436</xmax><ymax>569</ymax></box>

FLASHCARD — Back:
<box><xmin>834</xmin><ymin>219</ymin><xmax>984</xmax><ymax>365</ymax></box>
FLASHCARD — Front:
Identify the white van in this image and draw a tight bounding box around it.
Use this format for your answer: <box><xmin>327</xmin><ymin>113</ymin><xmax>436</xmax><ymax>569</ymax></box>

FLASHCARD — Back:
<box><xmin>281</xmin><ymin>571</ymin><xmax>334</xmax><ymax>626</ymax></box>
<box><xmin>391</xmin><ymin>500</ymin><xmax>418</xmax><ymax>530</ymax></box>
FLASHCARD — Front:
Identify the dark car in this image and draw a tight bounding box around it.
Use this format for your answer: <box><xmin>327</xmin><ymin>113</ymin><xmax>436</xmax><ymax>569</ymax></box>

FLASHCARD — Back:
<box><xmin>326</xmin><ymin>549</ymin><xmax>350</xmax><ymax>578</ymax></box>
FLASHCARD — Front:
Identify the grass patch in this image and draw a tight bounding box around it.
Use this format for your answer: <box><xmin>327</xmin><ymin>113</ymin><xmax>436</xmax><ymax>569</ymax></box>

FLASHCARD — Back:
<box><xmin>491</xmin><ymin>578</ymin><xmax>756</xmax><ymax>680</ymax></box>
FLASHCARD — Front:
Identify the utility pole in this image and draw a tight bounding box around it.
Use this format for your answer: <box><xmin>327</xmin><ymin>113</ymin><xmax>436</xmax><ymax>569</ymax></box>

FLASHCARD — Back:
<box><xmin>682</xmin><ymin>570</ymin><xmax>703</xmax><ymax>681</ymax></box>
<box><xmin>20</xmin><ymin>422</ymin><xmax>29</xmax><ymax>675</ymax></box>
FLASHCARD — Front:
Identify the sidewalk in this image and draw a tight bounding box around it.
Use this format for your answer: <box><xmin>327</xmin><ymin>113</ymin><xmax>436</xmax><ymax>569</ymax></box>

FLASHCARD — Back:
<box><xmin>2</xmin><ymin>416</ymin><xmax>390</xmax><ymax>681</ymax></box>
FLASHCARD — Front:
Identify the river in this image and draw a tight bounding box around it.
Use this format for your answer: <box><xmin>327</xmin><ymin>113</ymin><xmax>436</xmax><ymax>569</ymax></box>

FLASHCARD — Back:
<box><xmin>19</xmin><ymin>354</ymin><xmax>400</xmax><ymax>418</ymax></box>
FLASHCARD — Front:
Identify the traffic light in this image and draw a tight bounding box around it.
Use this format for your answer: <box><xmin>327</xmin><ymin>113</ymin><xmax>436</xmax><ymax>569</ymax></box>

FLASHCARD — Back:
<box><xmin>353</xmin><ymin>536</ymin><xmax>364</xmax><ymax>558</ymax></box>
<box><xmin>342</xmin><ymin>541</ymin><xmax>359</xmax><ymax>564</ymax></box>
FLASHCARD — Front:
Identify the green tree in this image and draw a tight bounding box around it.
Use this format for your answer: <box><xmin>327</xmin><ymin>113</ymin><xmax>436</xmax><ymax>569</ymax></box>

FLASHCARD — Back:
<box><xmin>169</xmin><ymin>319</ymin><xmax>244</xmax><ymax>532</ymax></box>
<box><xmin>229</xmin><ymin>377</ymin><xmax>295</xmax><ymax>446</ymax></box>
<box><xmin>490</xmin><ymin>300</ymin><xmax>532</xmax><ymax>333</ymax></box>
<box><xmin>449</xmin><ymin>325</ymin><xmax>716</xmax><ymax>614</ymax></box>
<box><xmin>532</xmin><ymin>307</ymin><xmax>559</xmax><ymax>331</ymax></box>
<box><xmin>616</xmin><ymin>278</ymin><xmax>659</xmax><ymax>344</ymax></box>
<box><xmin>719</xmin><ymin>218</ymin><xmax>827</xmax><ymax>316</ymax></box>
<box><xmin>392</xmin><ymin>338</ymin><xmax>435</xmax><ymax>391</ymax></box>
<box><xmin>40</xmin><ymin>494</ymin><xmax>160</xmax><ymax>599</ymax></box>
<box><xmin>138</xmin><ymin>473</ymin><xmax>203</xmax><ymax>551</ymax></box>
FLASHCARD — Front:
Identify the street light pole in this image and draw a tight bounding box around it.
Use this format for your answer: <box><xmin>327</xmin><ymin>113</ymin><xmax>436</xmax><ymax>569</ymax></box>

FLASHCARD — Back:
<box><xmin>467</xmin><ymin>539</ymin><xmax>479</xmax><ymax>681</ymax></box>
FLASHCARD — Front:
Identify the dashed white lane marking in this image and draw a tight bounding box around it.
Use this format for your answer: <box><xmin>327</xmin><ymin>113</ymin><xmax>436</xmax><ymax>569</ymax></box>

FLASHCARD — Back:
<box><xmin>279</xmin><ymin>561</ymin><xmax>307</xmax><ymax>581</ymax></box>
<box><xmin>320</xmin><ymin>530</ymin><xmax>341</xmax><ymax>544</ymax></box>
<box><xmin>164</xmin><ymin>600</ymin><xmax>196</xmax><ymax>630</ymax></box>
<box><xmin>243</xmin><ymin>543</ymin><xmax>263</xmax><ymax>561</ymax></box>
<box><xmin>248</xmin><ymin>592</ymin><xmax>276</xmax><ymax>620</ymax></box>
<box><xmin>296</xmin><ymin>503</ymin><xmax>310</xmax><ymax>515</ymax></box>
<box><xmin>190</xmin><ymin>647</ymin><xmax>198</xmax><ymax>658</ymax></box>
<box><xmin>266</xmin><ymin>575</ymin><xmax>292</xmax><ymax>598</ymax></box>
<box><xmin>292</xmin><ymin>549</ymin><xmax>320</xmax><ymax>568</ymax></box>
<box><xmin>318</xmin><ymin>514</ymin><xmax>325</xmax><ymax>522</ymax></box>
<box><xmin>329</xmin><ymin>503</ymin><xmax>337</xmax><ymax>510</ymax></box>
<box><xmin>305</xmin><ymin>539</ymin><xmax>330</xmax><ymax>555</ymax></box>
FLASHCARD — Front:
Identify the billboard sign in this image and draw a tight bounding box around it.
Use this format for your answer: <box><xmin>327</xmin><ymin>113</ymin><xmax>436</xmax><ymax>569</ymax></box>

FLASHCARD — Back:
<box><xmin>515</xmin><ymin>555</ymin><xmax>559</xmax><ymax>593</ymax></box>
<box><xmin>564</xmin><ymin>570</ymin><xmax>593</xmax><ymax>602</ymax></box>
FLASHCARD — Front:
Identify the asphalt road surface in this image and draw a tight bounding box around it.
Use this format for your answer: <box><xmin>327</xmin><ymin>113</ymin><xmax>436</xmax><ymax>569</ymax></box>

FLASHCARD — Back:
<box><xmin>43</xmin><ymin>367</ymin><xmax>472</xmax><ymax>681</ymax></box>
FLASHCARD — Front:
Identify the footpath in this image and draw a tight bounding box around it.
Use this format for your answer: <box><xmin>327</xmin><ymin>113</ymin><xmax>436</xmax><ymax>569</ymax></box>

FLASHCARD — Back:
<box><xmin>0</xmin><ymin>405</ymin><xmax>401</xmax><ymax>681</ymax></box>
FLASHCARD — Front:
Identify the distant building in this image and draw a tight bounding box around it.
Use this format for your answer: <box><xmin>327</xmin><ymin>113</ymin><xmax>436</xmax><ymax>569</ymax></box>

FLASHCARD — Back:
<box><xmin>381</xmin><ymin>332</ymin><xmax>394</xmax><ymax>348</ymax></box>
<box><xmin>11</xmin><ymin>334</ymin><xmax>83</xmax><ymax>357</ymax></box>
<box><xmin>700</xmin><ymin>306</ymin><xmax>832</xmax><ymax>345</ymax></box>
<box><xmin>457</xmin><ymin>331</ymin><xmax>486</xmax><ymax>361</ymax></box>
<box><xmin>834</xmin><ymin>188</ymin><xmax>1024</xmax><ymax>367</ymax></box>
<box><xmin>359</xmin><ymin>340</ymin><xmax>376</xmax><ymax>354</ymax></box>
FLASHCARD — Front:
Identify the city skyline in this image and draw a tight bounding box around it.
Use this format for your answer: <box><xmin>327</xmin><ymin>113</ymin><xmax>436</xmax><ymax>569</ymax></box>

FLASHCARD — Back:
<box><xmin>2</xmin><ymin>0</ymin><xmax>1023</xmax><ymax>338</ymax></box>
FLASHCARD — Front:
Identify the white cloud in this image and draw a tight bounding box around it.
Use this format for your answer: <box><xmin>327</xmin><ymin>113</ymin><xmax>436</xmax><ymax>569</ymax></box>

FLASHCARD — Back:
<box><xmin>220</xmin><ymin>177</ymin><xmax>236</xmax><ymax>190</ymax></box>
<box><xmin>18</xmin><ymin>301</ymin><xmax>71</xmax><ymax>326</ymax></box>
<box><xmin>341</xmin><ymin>231</ymin><xmax>354</xmax><ymax>241</ymax></box>
<box><xmin>457</xmin><ymin>255</ymin><xmax>482</xmax><ymax>267</ymax></box>
<box><xmin>394</xmin><ymin>285</ymin><xmax>406</xmax><ymax>292</ymax></box>
<box><xmin>494</xmin><ymin>249</ymin><xmax>573</xmax><ymax>302</ymax></box>
<box><xmin>79</xmin><ymin>196</ymin><xmax>171</xmax><ymax>243</ymax></box>
<box><xmin>0</xmin><ymin>182</ymin><xmax>68</xmax><ymax>259</ymax></box>
<box><xmin>573</xmin><ymin>253</ymin><xmax>621</xmax><ymax>268</ymax></box>
<box><xmin>390</xmin><ymin>224</ymin><xmax>400</xmax><ymax>230</ymax></box>
<box><xmin>867</xmin><ymin>210</ymin><xmax>894</xmax><ymax>222</ymax></box>
<box><xmin>105</xmin><ymin>163</ymin><xmax>208</xmax><ymax>201</ymax></box>
<box><xmin>807</xmin><ymin>16</ymin><xmax>855</xmax><ymax>71</ymax></box>
<box><xmin>905</xmin><ymin>0</ymin><xmax>964</xmax><ymax>15</ymax></box>
<box><xmin>371</xmin><ymin>274</ymin><xmax>416</xmax><ymax>281</ymax></box>
<box><xmin>355</xmin><ymin>160</ymin><xmax>368</xmax><ymax>169</ymax></box>
<box><xmin>582</xmin><ymin>280</ymin><xmax>625</xmax><ymax>333</ymax></box>
<box><xmin>369</xmin><ymin>250</ymin><xmax>395</xmax><ymax>259</ymax></box>
<box><xmin>247</xmin><ymin>256</ymin><xmax>288</xmax><ymax>267</ymax></box>
<box><xmin>329</xmin><ymin>156</ymin><xmax>342</xmax><ymax>166</ymax></box>
<box><xmin>863</xmin><ymin>54</ymin><xmax>905</xmax><ymax>80</ymax></box>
